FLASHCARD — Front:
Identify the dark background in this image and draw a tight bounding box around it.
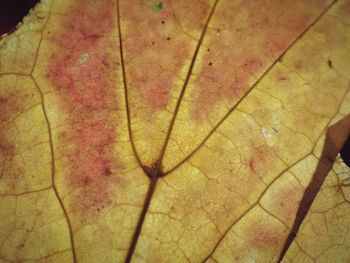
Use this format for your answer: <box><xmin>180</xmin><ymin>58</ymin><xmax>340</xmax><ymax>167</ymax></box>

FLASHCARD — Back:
<box><xmin>341</xmin><ymin>136</ymin><xmax>350</xmax><ymax>167</ymax></box>
<box><xmin>0</xmin><ymin>0</ymin><xmax>39</xmax><ymax>36</ymax></box>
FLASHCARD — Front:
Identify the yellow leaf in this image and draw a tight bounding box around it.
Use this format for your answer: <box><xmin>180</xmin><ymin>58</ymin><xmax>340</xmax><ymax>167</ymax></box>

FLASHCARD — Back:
<box><xmin>0</xmin><ymin>0</ymin><xmax>350</xmax><ymax>262</ymax></box>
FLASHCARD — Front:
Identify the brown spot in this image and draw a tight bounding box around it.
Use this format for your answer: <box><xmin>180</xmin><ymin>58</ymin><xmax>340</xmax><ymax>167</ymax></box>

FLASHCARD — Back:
<box><xmin>104</xmin><ymin>167</ymin><xmax>112</xmax><ymax>177</ymax></box>
<box><xmin>327</xmin><ymin>58</ymin><xmax>333</xmax><ymax>68</ymax></box>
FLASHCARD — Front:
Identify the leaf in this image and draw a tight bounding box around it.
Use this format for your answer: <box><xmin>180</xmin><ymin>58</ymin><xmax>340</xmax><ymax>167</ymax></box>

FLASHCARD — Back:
<box><xmin>0</xmin><ymin>0</ymin><xmax>350</xmax><ymax>262</ymax></box>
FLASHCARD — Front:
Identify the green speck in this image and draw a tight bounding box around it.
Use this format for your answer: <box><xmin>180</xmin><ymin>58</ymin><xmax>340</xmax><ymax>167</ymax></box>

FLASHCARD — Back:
<box><xmin>156</xmin><ymin>2</ymin><xmax>163</xmax><ymax>10</ymax></box>
<box><xmin>150</xmin><ymin>1</ymin><xmax>163</xmax><ymax>12</ymax></box>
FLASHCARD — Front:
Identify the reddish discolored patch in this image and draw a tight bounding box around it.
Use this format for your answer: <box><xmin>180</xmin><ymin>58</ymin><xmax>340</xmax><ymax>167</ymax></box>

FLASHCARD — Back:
<box><xmin>120</xmin><ymin>0</ymin><xmax>210</xmax><ymax>113</ymax></box>
<box><xmin>0</xmin><ymin>91</ymin><xmax>33</xmax><ymax>123</ymax></box>
<box><xmin>146</xmin><ymin>75</ymin><xmax>174</xmax><ymax>110</ymax></box>
<box><xmin>249</xmin><ymin>222</ymin><xmax>286</xmax><ymax>251</ymax></box>
<box><xmin>247</xmin><ymin>144</ymin><xmax>273</xmax><ymax>175</ymax></box>
<box><xmin>0</xmin><ymin>87</ymin><xmax>32</xmax><ymax>191</ymax></box>
<box><xmin>172</xmin><ymin>0</ymin><xmax>211</xmax><ymax>33</ymax></box>
<box><xmin>244</xmin><ymin>142</ymin><xmax>280</xmax><ymax>183</ymax></box>
<box><xmin>342</xmin><ymin>0</ymin><xmax>350</xmax><ymax>15</ymax></box>
<box><xmin>46</xmin><ymin>0</ymin><xmax>121</xmax><ymax>215</ymax></box>
<box><xmin>0</xmin><ymin>134</ymin><xmax>23</xmax><ymax>191</ymax></box>
<box><xmin>274</xmin><ymin>184</ymin><xmax>304</xmax><ymax>224</ymax></box>
<box><xmin>191</xmin><ymin>0</ymin><xmax>330</xmax><ymax>121</ymax></box>
<box><xmin>0</xmin><ymin>135</ymin><xmax>15</xmax><ymax>158</ymax></box>
<box><xmin>0</xmin><ymin>97</ymin><xmax>14</xmax><ymax>123</ymax></box>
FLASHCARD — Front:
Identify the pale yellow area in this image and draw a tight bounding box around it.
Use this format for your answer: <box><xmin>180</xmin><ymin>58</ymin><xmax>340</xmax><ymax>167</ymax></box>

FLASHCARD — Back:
<box><xmin>0</xmin><ymin>190</ymin><xmax>72</xmax><ymax>262</ymax></box>
<box><xmin>0</xmin><ymin>74</ymin><xmax>51</xmax><ymax>194</ymax></box>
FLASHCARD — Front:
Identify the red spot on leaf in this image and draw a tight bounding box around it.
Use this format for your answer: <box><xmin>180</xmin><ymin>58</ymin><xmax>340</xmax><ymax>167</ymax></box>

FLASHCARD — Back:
<box><xmin>275</xmin><ymin>186</ymin><xmax>304</xmax><ymax>224</ymax></box>
<box><xmin>0</xmin><ymin>132</ymin><xmax>24</xmax><ymax>191</ymax></box>
<box><xmin>245</xmin><ymin>143</ymin><xmax>276</xmax><ymax>180</ymax></box>
<box><xmin>46</xmin><ymin>0</ymin><xmax>121</xmax><ymax>215</ymax></box>
<box><xmin>250</xmin><ymin>222</ymin><xmax>286</xmax><ymax>251</ymax></box>
<box><xmin>0</xmin><ymin>136</ymin><xmax>15</xmax><ymax>161</ymax></box>
<box><xmin>191</xmin><ymin>0</ymin><xmax>325</xmax><ymax>121</ymax></box>
<box><xmin>0</xmin><ymin>87</ymin><xmax>31</xmax><ymax>191</ymax></box>
<box><xmin>121</xmin><ymin>0</ymin><xmax>194</xmax><ymax>113</ymax></box>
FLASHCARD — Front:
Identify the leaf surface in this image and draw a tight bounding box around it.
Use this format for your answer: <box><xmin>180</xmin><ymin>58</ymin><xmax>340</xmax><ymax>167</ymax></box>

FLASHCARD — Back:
<box><xmin>0</xmin><ymin>0</ymin><xmax>350</xmax><ymax>262</ymax></box>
